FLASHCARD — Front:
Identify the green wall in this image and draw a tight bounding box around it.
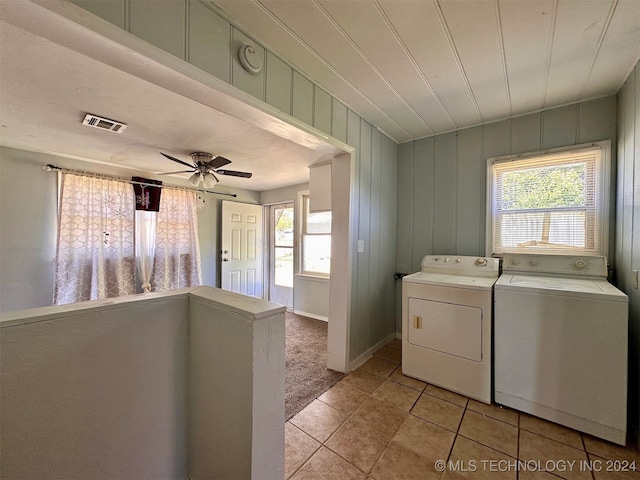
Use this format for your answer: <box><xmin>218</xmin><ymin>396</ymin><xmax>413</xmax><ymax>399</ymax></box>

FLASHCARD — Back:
<box><xmin>616</xmin><ymin>60</ymin><xmax>640</xmax><ymax>442</ymax></box>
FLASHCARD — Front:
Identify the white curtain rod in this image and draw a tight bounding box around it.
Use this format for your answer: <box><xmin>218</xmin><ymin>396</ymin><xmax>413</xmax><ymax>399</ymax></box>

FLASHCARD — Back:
<box><xmin>43</xmin><ymin>164</ymin><xmax>237</xmax><ymax>198</ymax></box>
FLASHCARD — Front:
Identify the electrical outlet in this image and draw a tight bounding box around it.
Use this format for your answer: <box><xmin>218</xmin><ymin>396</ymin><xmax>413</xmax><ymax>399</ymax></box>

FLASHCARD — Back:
<box><xmin>633</xmin><ymin>270</ymin><xmax>639</xmax><ymax>289</ymax></box>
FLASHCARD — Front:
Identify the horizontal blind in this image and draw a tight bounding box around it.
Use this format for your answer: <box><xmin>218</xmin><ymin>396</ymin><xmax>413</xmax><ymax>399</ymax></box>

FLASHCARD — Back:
<box><xmin>491</xmin><ymin>147</ymin><xmax>602</xmax><ymax>255</ymax></box>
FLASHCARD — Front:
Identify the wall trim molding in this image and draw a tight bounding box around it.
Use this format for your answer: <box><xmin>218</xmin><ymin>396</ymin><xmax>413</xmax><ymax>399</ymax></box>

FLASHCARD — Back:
<box><xmin>348</xmin><ymin>331</ymin><xmax>396</xmax><ymax>372</ymax></box>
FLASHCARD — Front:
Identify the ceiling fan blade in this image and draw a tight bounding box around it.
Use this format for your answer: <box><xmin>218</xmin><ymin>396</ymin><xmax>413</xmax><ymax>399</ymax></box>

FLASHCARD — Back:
<box><xmin>160</xmin><ymin>152</ymin><xmax>195</xmax><ymax>169</ymax></box>
<box><xmin>158</xmin><ymin>170</ymin><xmax>194</xmax><ymax>175</ymax></box>
<box><xmin>209</xmin><ymin>156</ymin><xmax>232</xmax><ymax>169</ymax></box>
<box><xmin>216</xmin><ymin>169</ymin><xmax>252</xmax><ymax>178</ymax></box>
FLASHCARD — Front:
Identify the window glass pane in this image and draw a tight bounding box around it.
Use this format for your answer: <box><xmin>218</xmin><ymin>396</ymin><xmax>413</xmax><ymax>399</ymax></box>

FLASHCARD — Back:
<box><xmin>274</xmin><ymin>207</ymin><xmax>294</xmax><ymax>247</ymax></box>
<box><xmin>498</xmin><ymin>211</ymin><xmax>586</xmax><ymax>249</ymax></box>
<box><xmin>307</xmin><ymin>211</ymin><xmax>332</xmax><ymax>234</ymax></box>
<box><xmin>303</xmin><ymin>235</ymin><xmax>331</xmax><ymax>274</ymax></box>
<box><xmin>501</xmin><ymin>163</ymin><xmax>586</xmax><ymax>210</ymax></box>
<box><xmin>304</xmin><ymin>195</ymin><xmax>331</xmax><ymax>233</ymax></box>
<box><xmin>274</xmin><ymin>246</ymin><xmax>293</xmax><ymax>287</ymax></box>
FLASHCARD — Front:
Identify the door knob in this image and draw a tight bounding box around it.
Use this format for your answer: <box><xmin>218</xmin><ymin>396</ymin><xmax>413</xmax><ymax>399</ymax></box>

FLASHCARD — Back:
<box><xmin>222</xmin><ymin>258</ymin><xmax>229</xmax><ymax>262</ymax></box>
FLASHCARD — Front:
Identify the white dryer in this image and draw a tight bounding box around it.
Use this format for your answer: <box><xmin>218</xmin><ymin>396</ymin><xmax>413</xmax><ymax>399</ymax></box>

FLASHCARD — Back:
<box><xmin>494</xmin><ymin>254</ymin><xmax>628</xmax><ymax>445</ymax></box>
<box><xmin>402</xmin><ymin>255</ymin><xmax>499</xmax><ymax>404</ymax></box>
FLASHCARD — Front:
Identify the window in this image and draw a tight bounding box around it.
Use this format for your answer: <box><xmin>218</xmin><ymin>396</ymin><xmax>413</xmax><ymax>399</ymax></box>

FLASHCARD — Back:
<box><xmin>487</xmin><ymin>142</ymin><xmax>610</xmax><ymax>256</ymax></box>
<box><xmin>273</xmin><ymin>204</ymin><xmax>294</xmax><ymax>288</ymax></box>
<box><xmin>54</xmin><ymin>173</ymin><xmax>201</xmax><ymax>305</ymax></box>
<box><xmin>300</xmin><ymin>194</ymin><xmax>331</xmax><ymax>275</ymax></box>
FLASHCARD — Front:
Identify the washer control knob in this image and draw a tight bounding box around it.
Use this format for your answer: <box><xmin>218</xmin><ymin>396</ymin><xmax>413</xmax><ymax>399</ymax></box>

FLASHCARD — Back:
<box><xmin>529</xmin><ymin>259</ymin><xmax>539</xmax><ymax>266</ymax></box>
<box><xmin>575</xmin><ymin>259</ymin><xmax>586</xmax><ymax>269</ymax></box>
<box><xmin>445</xmin><ymin>257</ymin><xmax>450</xmax><ymax>263</ymax></box>
<box><xmin>475</xmin><ymin>258</ymin><xmax>487</xmax><ymax>266</ymax></box>
<box><xmin>456</xmin><ymin>258</ymin><xmax>461</xmax><ymax>263</ymax></box>
<box><xmin>511</xmin><ymin>258</ymin><xmax>521</xmax><ymax>265</ymax></box>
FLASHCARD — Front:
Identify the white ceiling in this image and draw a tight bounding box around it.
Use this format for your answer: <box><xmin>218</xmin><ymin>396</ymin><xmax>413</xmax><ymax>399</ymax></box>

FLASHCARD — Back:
<box><xmin>0</xmin><ymin>1</ymin><xmax>343</xmax><ymax>192</ymax></box>
<box><xmin>1</xmin><ymin>0</ymin><xmax>639</xmax><ymax>192</ymax></box>
<box><xmin>211</xmin><ymin>0</ymin><xmax>640</xmax><ymax>143</ymax></box>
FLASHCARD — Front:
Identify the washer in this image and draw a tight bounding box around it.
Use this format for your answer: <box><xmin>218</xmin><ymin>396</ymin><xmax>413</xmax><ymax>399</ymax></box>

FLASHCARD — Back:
<box><xmin>402</xmin><ymin>255</ymin><xmax>499</xmax><ymax>404</ymax></box>
<box><xmin>495</xmin><ymin>253</ymin><xmax>628</xmax><ymax>445</ymax></box>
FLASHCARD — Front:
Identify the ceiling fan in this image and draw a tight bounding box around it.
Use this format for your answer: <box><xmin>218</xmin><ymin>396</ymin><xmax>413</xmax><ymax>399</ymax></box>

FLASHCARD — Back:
<box><xmin>159</xmin><ymin>152</ymin><xmax>252</xmax><ymax>188</ymax></box>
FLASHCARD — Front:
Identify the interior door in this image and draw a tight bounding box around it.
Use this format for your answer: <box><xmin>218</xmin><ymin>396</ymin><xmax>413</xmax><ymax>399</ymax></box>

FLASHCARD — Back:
<box><xmin>221</xmin><ymin>200</ymin><xmax>264</xmax><ymax>298</ymax></box>
<box><xmin>269</xmin><ymin>203</ymin><xmax>294</xmax><ymax>309</ymax></box>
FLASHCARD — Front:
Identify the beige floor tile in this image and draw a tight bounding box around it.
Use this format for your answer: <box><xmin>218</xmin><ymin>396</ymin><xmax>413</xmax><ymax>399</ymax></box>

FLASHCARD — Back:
<box><xmin>325</xmin><ymin>416</ymin><xmax>391</xmax><ymax>472</ymax></box>
<box><xmin>373</xmin><ymin>346</ymin><xmax>402</xmax><ymax>364</ymax></box>
<box><xmin>318</xmin><ymin>381</ymin><xmax>369</xmax><ymax>415</ymax></box>
<box><xmin>389</xmin><ymin>367</ymin><xmax>427</xmax><ymax>392</ymax></box>
<box><xmin>583</xmin><ymin>435</ymin><xmax>640</xmax><ymax>463</ymax></box>
<box><xmin>290</xmin><ymin>446</ymin><xmax>367</xmax><ymax>480</ymax></box>
<box><xmin>520</xmin><ymin>413</ymin><xmax>583</xmax><ymax>449</ymax></box>
<box><xmin>467</xmin><ymin>399</ymin><xmax>519</xmax><ymax>427</ymax></box>
<box><xmin>340</xmin><ymin>368</ymin><xmax>388</xmax><ymax>394</ymax></box>
<box><xmin>371</xmin><ymin>379</ymin><xmax>421</xmax><ymax>412</ymax></box>
<box><xmin>390</xmin><ymin>414</ymin><xmax>456</xmax><ymax>462</ymax></box>
<box><xmin>518</xmin><ymin>470</ymin><xmax>566</xmax><ymax>480</ymax></box>
<box><xmin>424</xmin><ymin>384</ymin><xmax>469</xmax><ymax>407</ymax></box>
<box><xmin>443</xmin><ymin>435</ymin><xmax>516</xmax><ymax>480</ymax></box>
<box><xmin>412</xmin><ymin>393</ymin><xmax>464</xmax><ymax>432</ymax></box>
<box><xmin>458</xmin><ymin>410</ymin><xmax>518</xmax><ymax>458</ymax></box>
<box><xmin>589</xmin><ymin>453</ymin><xmax>640</xmax><ymax>480</ymax></box>
<box><xmin>285</xmin><ymin>422</ymin><xmax>321</xmax><ymax>479</ymax></box>
<box><xmin>350</xmin><ymin>397</ymin><xmax>408</xmax><ymax>439</ymax></box>
<box><xmin>519</xmin><ymin>430</ymin><xmax>590</xmax><ymax>480</ymax></box>
<box><xmin>359</xmin><ymin>355</ymin><xmax>398</xmax><ymax>377</ymax></box>
<box><xmin>370</xmin><ymin>442</ymin><xmax>444</xmax><ymax>480</ymax></box>
<box><xmin>386</xmin><ymin>338</ymin><xmax>403</xmax><ymax>351</ymax></box>
<box><xmin>290</xmin><ymin>399</ymin><xmax>349</xmax><ymax>442</ymax></box>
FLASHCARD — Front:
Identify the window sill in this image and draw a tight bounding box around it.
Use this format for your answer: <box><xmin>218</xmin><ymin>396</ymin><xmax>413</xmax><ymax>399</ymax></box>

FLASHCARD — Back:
<box><xmin>295</xmin><ymin>273</ymin><xmax>330</xmax><ymax>282</ymax></box>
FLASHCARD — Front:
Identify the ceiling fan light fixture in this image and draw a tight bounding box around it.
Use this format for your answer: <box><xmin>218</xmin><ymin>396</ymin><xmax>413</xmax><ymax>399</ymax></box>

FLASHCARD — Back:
<box><xmin>188</xmin><ymin>172</ymin><xmax>201</xmax><ymax>186</ymax></box>
<box><xmin>203</xmin><ymin>174</ymin><xmax>218</xmax><ymax>189</ymax></box>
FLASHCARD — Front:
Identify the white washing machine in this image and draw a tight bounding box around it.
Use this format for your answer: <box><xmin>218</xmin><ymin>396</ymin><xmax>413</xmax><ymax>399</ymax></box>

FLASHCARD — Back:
<box><xmin>402</xmin><ymin>255</ymin><xmax>500</xmax><ymax>404</ymax></box>
<box><xmin>495</xmin><ymin>253</ymin><xmax>628</xmax><ymax>445</ymax></box>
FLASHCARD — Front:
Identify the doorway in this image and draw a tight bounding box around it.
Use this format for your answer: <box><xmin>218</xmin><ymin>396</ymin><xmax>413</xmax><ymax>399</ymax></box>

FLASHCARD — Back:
<box><xmin>268</xmin><ymin>203</ymin><xmax>294</xmax><ymax>309</ymax></box>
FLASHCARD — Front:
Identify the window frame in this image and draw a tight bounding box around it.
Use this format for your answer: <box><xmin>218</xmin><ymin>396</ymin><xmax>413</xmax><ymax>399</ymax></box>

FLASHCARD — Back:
<box><xmin>485</xmin><ymin>140</ymin><xmax>611</xmax><ymax>257</ymax></box>
<box><xmin>298</xmin><ymin>191</ymin><xmax>331</xmax><ymax>277</ymax></box>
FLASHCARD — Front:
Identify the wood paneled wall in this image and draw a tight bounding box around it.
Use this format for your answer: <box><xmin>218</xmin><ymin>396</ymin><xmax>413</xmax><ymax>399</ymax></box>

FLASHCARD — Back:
<box><xmin>616</xmin><ymin>61</ymin><xmax>640</xmax><ymax>442</ymax></box>
<box><xmin>397</xmin><ymin>96</ymin><xmax>617</xmax><ymax>273</ymax></box>
<box><xmin>396</xmin><ymin>96</ymin><xmax>618</xmax><ymax>332</ymax></box>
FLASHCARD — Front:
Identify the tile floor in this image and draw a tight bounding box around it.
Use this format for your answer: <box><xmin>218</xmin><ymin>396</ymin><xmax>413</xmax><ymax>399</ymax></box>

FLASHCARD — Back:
<box><xmin>285</xmin><ymin>339</ymin><xmax>640</xmax><ymax>480</ymax></box>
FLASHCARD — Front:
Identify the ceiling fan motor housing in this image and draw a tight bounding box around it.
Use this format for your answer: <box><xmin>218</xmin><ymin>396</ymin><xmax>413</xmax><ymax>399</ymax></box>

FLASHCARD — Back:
<box><xmin>191</xmin><ymin>152</ymin><xmax>214</xmax><ymax>163</ymax></box>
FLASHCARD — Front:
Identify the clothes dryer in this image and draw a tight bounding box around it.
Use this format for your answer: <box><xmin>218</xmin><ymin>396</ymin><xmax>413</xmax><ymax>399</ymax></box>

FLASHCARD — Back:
<box><xmin>402</xmin><ymin>255</ymin><xmax>499</xmax><ymax>403</ymax></box>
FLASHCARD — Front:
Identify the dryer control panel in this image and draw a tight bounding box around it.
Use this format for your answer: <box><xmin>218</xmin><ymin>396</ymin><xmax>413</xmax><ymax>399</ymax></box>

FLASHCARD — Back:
<box><xmin>420</xmin><ymin>255</ymin><xmax>499</xmax><ymax>277</ymax></box>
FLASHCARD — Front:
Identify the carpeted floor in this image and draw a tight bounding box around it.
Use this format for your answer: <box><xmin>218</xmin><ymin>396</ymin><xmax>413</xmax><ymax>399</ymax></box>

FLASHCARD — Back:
<box><xmin>285</xmin><ymin>311</ymin><xmax>345</xmax><ymax>420</ymax></box>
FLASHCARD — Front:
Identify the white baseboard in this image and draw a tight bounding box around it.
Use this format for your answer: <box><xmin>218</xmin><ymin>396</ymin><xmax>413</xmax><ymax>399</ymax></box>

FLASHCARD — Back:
<box><xmin>293</xmin><ymin>310</ymin><xmax>328</xmax><ymax>322</ymax></box>
<box><xmin>348</xmin><ymin>331</ymin><xmax>397</xmax><ymax>372</ymax></box>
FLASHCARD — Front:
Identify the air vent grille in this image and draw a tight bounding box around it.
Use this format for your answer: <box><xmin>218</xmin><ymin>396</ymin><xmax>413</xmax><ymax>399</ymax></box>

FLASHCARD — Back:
<box><xmin>82</xmin><ymin>114</ymin><xmax>127</xmax><ymax>134</ymax></box>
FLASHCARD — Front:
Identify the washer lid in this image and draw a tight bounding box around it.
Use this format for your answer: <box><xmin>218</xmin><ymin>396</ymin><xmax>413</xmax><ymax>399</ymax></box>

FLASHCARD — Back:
<box><xmin>403</xmin><ymin>271</ymin><xmax>498</xmax><ymax>291</ymax></box>
<box><xmin>496</xmin><ymin>274</ymin><xmax>628</xmax><ymax>301</ymax></box>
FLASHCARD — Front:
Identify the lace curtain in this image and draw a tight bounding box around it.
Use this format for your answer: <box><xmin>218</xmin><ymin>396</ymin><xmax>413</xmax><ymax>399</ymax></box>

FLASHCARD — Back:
<box><xmin>53</xmin><ymin>175</ymin><xmax>202</xmax><ymax>303</ymax></box>
<box><xmin>54</xmin><ymin>174</ymin><xmax>136</xmax><ymax>304</ymax></box>
<box><xmin>151</xmin><ymin>188</ymin><xmax>202</xmax><ymax>291</ymax></box>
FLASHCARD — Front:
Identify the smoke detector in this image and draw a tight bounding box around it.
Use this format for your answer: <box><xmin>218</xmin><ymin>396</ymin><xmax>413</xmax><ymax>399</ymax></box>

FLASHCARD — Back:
<box><xmin>82</xmin><ymin>113</ymin><xmax>127</xmax><ymax>133</ymax></box>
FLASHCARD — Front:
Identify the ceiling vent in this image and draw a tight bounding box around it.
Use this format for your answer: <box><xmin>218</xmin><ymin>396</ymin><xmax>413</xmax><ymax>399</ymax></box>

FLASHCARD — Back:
<box><xmin>82</xmin><ymin>113</ymin><xmax>127</xmax><ymax>134</ymax></box>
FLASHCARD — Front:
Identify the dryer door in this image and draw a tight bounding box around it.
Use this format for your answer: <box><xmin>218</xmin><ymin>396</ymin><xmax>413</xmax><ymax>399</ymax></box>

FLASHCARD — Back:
<box><xmin>407</xmin><ymin>298</ymin><xmax>483</xmax><ymax>362</ymax></box>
